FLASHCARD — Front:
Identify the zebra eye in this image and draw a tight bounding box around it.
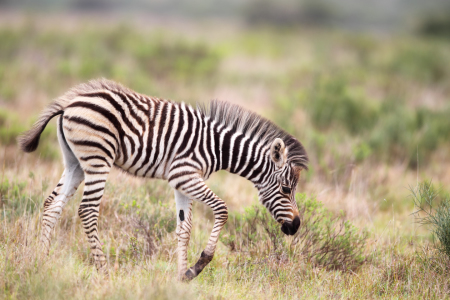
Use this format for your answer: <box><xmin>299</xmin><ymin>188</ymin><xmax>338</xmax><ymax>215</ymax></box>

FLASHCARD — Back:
<box><xmin>281</xmin><ymin>186</ymin><xmax>291</xmax><ymax>194</ymax></box>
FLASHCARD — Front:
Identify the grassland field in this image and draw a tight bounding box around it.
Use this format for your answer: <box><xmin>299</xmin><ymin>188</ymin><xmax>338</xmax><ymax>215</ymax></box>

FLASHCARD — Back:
<box><xmin>1</xmin><ymin>13</ymin><xmax>450</xmax><ymax>299</ymax></box>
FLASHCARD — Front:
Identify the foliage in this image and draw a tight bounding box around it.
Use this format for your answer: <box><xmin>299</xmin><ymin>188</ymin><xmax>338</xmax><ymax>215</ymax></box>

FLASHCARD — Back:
<box><xmin>412</xmin><ymin>181</ymin><xmax>450</xmax><ymax>259</ymax></box>
<box><xmin>303</xmin><ymin>77</ymin><xmax>378</xmax><ymax>135</ymax></box>
<box><xmin>0</xmin><ymin>177</ymin><xmax>43</xmax><ymax>219</ymax></box>
<box><xmin>243</xmin><ymin>0</ymin><xmax>337</xmax><ymax>27</ymax></box>
<box><xmin>387</xmin><ymin>44</ymin><xmax>449</xmax><ymax>82</ymax></box>
<box><xmin>129</xmin><ymin>201</ymin><xmax>177</xmax><ymax>257</ymax></box>
<box><xmin>417</xmin><ymin>13</ymin><xmax>450</xmax><ymax>39</ymax></box>
<box><xmin>221</xmin><ymin>193</ymin><xmax>368</xmax><ymax>271</ymax></box>
<box><xmin>293</xmin><ymin>194</ymin><xmax>368</xmax><ymax>271</ymax></box>
<box><xmin>278</xmin><ymin>75</ymin><xmax>450</xmax><ymax>168</ymax></box>
<box><xmin>0</xmin><ymin>109</ymin><xmax>25</xmax><ymax>145</ymax></box>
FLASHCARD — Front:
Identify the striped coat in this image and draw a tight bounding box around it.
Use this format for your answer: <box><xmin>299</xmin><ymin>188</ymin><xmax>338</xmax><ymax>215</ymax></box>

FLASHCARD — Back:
<box><xmin>19</xmin><ymin>79</ymin><xmax>308</xmax><ymax>280</ymax></box>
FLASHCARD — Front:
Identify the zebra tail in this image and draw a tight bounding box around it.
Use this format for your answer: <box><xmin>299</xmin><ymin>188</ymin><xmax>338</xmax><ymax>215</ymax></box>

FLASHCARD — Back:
<box><xmin>18</xmin><ymin>97</ymin><xmax>69</xmax><ymax>153</ymax></box>
<box><xmin>18</xmin><ymin>78</ymin><xmax>129</xmax><ymax>153</ymax></box>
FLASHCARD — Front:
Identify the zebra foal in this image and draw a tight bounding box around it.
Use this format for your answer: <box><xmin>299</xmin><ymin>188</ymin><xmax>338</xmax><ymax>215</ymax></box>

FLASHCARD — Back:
<box><xmin>19</xmin><ymin>79</ymin><xmax>308</xmax><ymax>281</ymax></box>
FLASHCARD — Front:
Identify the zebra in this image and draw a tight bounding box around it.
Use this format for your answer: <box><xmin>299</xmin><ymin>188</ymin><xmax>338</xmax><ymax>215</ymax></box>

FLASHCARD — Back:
<box><xmin>18</xmin><ymin>79</ymin><xmax>308</xmax><ymax>281</ymax></box>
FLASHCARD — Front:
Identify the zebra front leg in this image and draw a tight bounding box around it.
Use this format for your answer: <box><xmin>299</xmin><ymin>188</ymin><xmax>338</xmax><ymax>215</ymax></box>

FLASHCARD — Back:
<box><xmin>41</xmin><ymin>164</ymin><xmax>84</xmax><ymax>254</ymax></box>
<box><xmin>174</xmin><ymin>190</ymin><xmax>193</xmax><ymax>281</ymax></box>
<box><xmin>171</xmin><ymin>177</ymin><xmax>228</xmax><ymax>281</ymax></box>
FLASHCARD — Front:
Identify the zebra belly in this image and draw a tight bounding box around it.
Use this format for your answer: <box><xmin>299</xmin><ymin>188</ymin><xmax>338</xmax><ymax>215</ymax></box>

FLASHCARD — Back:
<box><xmin>114</xmin><ymin>140</ymin><xmax>173</xmax><ymax>180</ymax></box>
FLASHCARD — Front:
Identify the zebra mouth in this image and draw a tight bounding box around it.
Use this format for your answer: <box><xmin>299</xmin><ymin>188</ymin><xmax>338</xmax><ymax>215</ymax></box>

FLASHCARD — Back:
<box><xmin>280</xmin><ymin>216</ymin><xmax>300</xmax><ymax>235</ymax></box>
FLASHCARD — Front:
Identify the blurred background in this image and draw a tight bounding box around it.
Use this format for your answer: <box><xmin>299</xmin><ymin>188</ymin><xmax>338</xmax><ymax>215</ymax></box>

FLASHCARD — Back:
<box><xmin>1</xmin><ymin>0</ymin><xmax>449</xmax><ymax>211</ymax></box>
<box><xmin>0</xmin><ymin>0</ymin><xmax>450</xmax><ymax>298</ymax></box>
<box><xmin>0</xmin><ymin>0</ymin><xmax>449</xmax><ymax>222</ymax></box>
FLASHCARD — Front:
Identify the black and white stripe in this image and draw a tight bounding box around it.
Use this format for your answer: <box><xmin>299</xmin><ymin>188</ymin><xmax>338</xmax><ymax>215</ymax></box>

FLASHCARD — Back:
<box><xmin>19</xmin><ymin>79</ymin><xmax>308</xmax><ymax>280</ymax></box>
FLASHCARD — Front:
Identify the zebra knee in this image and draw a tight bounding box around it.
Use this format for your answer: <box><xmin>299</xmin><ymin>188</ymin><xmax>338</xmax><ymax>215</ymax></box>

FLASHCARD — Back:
<box><xmin>78</xmin><ymin>207</ymin><xmax>83</xmax><ymax>219</ymax></box>
<box><xmin>215</xmin><ymin>202</ymin><xmax>228</xmax><ymax>224</ymax></box>
<box><xmin>221</xmin><ymin>209</ymin><xmax>228</xmax><ymax>223</ymax></box>
<box><xmin>43</xmin><ymin>198</ymin><xmax>53</xmax><ymax>208</ymax></box>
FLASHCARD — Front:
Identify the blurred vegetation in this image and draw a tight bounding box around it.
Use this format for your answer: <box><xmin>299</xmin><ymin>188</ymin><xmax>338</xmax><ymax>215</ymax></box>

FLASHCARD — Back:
<box><xmin>243</xmin><ymin>0</ymin><xmax>338</xmax><ymax>27</ymax></box>
<box><xmin>0</xmin><ymin>108</ymin><xmax>59</xmax><ymax>161</ymax></box>
<box><xmin>290</xmin><ymin>76</ymin><xmax>450</xmax><ymax>167</ymax></box>
<box><xmin>0</xmin><ymin>23</ymin><xmax>221</xmax><ymax>101</ymax></box>
<box><xmin>0</xmin><ymin>176</ymin><xmax>44</xmax><ymax>219</ymax></box>
<box><xmin>417</xmin><ymin>13</ymin><xmax>450</xmax><ymax>39</ymax></box>
<box><xmin>275</xmin><ymin>33</ymin><xmax>450</xmax><ymax>170</ymax></box>
<box><xmin>0</xmin><ymin>19</ymin><xmax>448</xmax><ymax>174</ymax></box>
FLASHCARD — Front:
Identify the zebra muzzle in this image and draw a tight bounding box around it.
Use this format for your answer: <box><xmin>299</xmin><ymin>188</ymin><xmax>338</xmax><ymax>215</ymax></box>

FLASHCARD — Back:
<box><xmin>281</xmin><ymin>215</ymin><xmax>300</xmax><ymax>235</ymax></box>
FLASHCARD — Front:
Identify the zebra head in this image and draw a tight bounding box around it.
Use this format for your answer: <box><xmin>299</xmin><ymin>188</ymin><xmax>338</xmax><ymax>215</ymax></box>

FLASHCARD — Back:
<box><xmin>257</xmin><ymin>137</ymin><xmax>307</xmax><ymax>236</ymax></box>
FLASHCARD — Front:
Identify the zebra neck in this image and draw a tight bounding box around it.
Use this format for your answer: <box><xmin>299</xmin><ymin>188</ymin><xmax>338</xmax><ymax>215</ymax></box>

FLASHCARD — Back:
<box><xmin>214</xmin><ymin>125</ymin><xmax>272</xmax><ymax>185</ymax></box>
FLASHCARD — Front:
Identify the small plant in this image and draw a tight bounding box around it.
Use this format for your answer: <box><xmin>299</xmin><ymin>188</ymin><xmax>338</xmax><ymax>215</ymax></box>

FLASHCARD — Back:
<box><xmin>126</xmin><ymin>200</ymin><xmax>176</xmax><ymax>257</ymax></box>
<box><xmin>221</xmin><ymin>193</ymin><xmax>368</xmax><ymax>271</ymax></box>
<box><xmin>293</xmin><ymin>194</ymin><xmax>368</xmax><ymax>271</ymax></box>
<box><xmin>412</xmin><ymin>181</ymin><xmax>450</xmax><ymax>259</ymax></box>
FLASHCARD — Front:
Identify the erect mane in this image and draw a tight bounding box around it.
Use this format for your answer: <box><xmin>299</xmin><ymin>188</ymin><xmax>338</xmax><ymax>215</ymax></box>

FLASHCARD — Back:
<box><xmin>198</xmin><ymin>100</ymin><xmax>308</xmax><ymax>170</ymax></box>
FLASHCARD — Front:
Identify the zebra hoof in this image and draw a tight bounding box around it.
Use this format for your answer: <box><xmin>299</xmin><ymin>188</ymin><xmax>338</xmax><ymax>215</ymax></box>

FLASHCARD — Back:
<box><xmin>183</xmin><ymin>268</ymin><xmax>196</xmax><ymax>281</ymax></box>
<box><xmin>183</xmin><ymin>251</ymin><xmax>214</xmax><ymax>281</ymax></box>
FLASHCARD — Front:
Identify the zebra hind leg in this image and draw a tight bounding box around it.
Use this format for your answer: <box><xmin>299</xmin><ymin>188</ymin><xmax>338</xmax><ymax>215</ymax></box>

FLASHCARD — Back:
<box><xmin>41</xmin><ymin>166</ymin><xmax>84</xmax><ymax>254</ymax></box>
<box><xmin>61</xmin><ymin>109</ymin><xmax>115</xmax><ymax>273</ymax></box>
<box><xmin>41</xmin><ymin>116</ymin><xmax>84</xmax><ymax>255</ymax></box>
<box><xmin>78</xmin><ymin>171</ymin><xmax>111</xmax><ymax>274</ymax></box>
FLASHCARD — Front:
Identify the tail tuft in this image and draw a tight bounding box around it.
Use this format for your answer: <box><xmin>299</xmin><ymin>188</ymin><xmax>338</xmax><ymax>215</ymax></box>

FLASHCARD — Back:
<box><xmin>18</xmin><ymin>130</ymin><xmax>42</xmax><ymax>152</ymax></box>
<box><xmin>17</xmin><ymin>104</ymin><xmax>64</xmax><ymax>153</ymax></box>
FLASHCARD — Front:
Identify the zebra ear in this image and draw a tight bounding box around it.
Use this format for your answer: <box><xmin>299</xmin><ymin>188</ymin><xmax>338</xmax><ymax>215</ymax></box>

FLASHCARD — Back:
<box><xmin>270</xmin><ymin>138</ymin><xmax>286</xmax><ymax>168</ymax></box>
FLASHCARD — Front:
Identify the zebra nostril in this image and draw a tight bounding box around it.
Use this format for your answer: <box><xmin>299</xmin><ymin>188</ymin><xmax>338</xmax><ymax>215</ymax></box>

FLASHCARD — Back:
<box><xmin>281</xmin><ymin>216</ymin><xmax>300</xmax><ymax>235</ymax></box>
<box><xmin>292</xmin><ymin>216</ymin><xmax>300</xmax><ymax>233</ymax></box>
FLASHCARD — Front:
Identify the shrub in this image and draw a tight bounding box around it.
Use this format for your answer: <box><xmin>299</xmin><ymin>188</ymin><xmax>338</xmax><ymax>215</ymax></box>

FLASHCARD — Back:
<box><xmin>133</xmin><ymin>39</ymin><xmax>221</xmax><ymax>81</ymax></box>
<box><xmin>0</xmin><ymin>109</ymin><xmax>25</xmax><ymax>145</ymax></box>
<box><xmin>417</xmin><ymin>14</ymin><xmax>450</xmax><ymax>39</ymax></box>
<box><xmin>387</xmin><ymin>44</ymin><xmax>449</xmax><ymax>83</ymax></box>
<box><xmin>279</xmin><ymin>79</ymin><xmax>450</xmax><ymax>167</ymax></box>
<box><xmin>121</xmin><ymin>199</ymin><xmax>176</xmax><ymax>258</ymax></box>
<box><xmin>221</xmin><ymin>193</ymin><xmax>368</xmax><ymax>271</ymax></box>
<box><xmin>303</xmin><ymin>77</ymin><xmax>379</xmax><ymax>135</ymax></box>
<box><xmin>0</xmin><ymin>177</ymin><xmax>43</xmax><ymax>219</ymax></box>
<box><xmin>412</xmin><ymin>181</ymin><xmax>450</xmax><ymax>259</ymax></box>
<box><xmin>293</xmin><ymin>194</ymin><xmax>368</xmax><ymax>271</ymax></box>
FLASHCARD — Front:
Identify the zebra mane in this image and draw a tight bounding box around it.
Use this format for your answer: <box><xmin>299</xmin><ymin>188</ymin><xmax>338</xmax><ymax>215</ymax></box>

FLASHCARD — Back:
<box><xmin>199</xmin><ymin>100</ymin><xmax>308</xmax><ymax>170</ymax></box>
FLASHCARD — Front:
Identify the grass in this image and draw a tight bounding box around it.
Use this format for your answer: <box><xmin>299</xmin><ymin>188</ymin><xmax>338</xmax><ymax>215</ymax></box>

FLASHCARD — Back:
<box><xmin>1</xmin><ymin>13</ymin><xmax>450</xmax><ymax>299</ymax></box>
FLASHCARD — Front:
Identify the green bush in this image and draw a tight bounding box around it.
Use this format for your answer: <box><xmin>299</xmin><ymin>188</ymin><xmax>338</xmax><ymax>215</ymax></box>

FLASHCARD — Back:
<box><xmin>293</xmin><ymin>194</ymin><xmax>368</xmax><ymax>271</ymax></box>
<box><xmin>387</xmin><ymin>45</ymin><xmax>449</xmax><ymax>83</ymax></box>
<box><xmin>0</xmin><ymin>109</ymin><xmax>26</xmax><ymax>145</ymax></box>
<box><xmin>417</xmin><ymin>14</ymin><xmax>450</xmax><ymax>39</ymax></box>
<box><xmin>133</xmin><ymin>39</ymin><xmax>221</xmax><ymax>81</ymax></box>
<box><xmin>368</xmin><ymin>102</ymin><xmax>450</xmax><ymax>167</ymax></box>
<box><xmin>278</xmin><ymin>76</ymin><xmax>450</xmax><ymax>167</ymax></box>
<box><xmin>221</xmin><ymin>193</ymin><xmax>368</xmax><ymax>271</ymax></box>
<box><xmin>0</xmin><ymin>177</ymin><xmax>43</xmax><ymax>219</ymax></box>
<box><xmin>412</xmin><ymin>181</ymin><xmax>450</xmax><ymax>259</ymax></box>
<box><xmin>120</xmin><ymin>199</ymin><xmax>176</xmax><ymax>258</ymax></box>
<box><xmin>302</xmin><ymin>78</ymin><xmax>379</xmax><ymax>135</ymax></box>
